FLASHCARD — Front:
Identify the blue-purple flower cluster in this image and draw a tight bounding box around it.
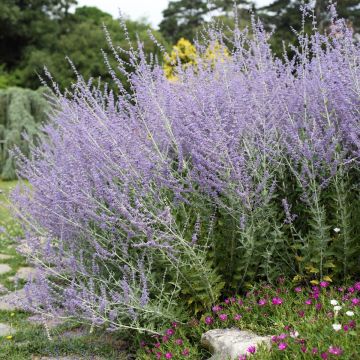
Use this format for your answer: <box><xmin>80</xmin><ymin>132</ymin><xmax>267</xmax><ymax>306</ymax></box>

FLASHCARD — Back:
<box><xmin>11</xmin><ymin>7</ymin><xmax>360</xmax><ymax>333</ymax></box>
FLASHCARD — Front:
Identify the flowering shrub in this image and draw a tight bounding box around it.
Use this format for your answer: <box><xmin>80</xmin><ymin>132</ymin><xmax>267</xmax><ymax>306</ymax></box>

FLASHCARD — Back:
<box><xmin>137</xmin><ymin>281</ymin><xmax>360</xmax><ymax>359</ymax></box>
<box><xmin>163</xmin><ymin>38</ymin><xmax>229</xmax><ymax>80</ymax></box>
<box><xmin>11</xmin><ymin>5</ymin><xmax>360</xmax><ymax>334</ymax></box>
<box><xmin>163</xmin><ymin>38</ymin><xmax>197</xmax><ymax>80</ymax></box>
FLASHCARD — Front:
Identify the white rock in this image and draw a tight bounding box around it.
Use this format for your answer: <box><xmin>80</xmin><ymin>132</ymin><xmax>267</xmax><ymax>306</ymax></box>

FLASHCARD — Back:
<box><xmin>0</xmin><ymin>254</ymin><xmax>14</xmax><ymax>260</ymax></box>
<box><xmin>201</xmin><ymin>328</ymin><xmax>271</xmax><ymax>359</ymax></box>
<box><xmin>0</xmin><ymin>264</ymin><xmax>11</xmax><ymax>275</ymax></box>
<box><xmin>0</xmin><ymin>323</ymin><xmax>16</xmax><ymax>337</ymax></box>
<box><xmin>9</xmin><ymin>267</ymin><xmax>37</xmax><ymax>282</ymax></box>
<box><xmin>27</xmin><ymin>314</ymin><xmax>65</xmax><ymax>329</ymax></box>
<box><xmin>0</xmin><ymin>284</ymin><xmax>8</xmax><ymax>295</ymax></box>
<box><xmin>0</xmin><ymin>289</ymin><xmax>31</xmax><ymax>311</ymax></box>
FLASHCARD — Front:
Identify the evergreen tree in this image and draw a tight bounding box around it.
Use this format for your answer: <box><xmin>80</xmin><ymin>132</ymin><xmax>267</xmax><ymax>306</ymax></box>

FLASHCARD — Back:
<box><xmin>0</xmin><ymin>87</ymin><xmax>49</xmax><ymax>180</ymax></box>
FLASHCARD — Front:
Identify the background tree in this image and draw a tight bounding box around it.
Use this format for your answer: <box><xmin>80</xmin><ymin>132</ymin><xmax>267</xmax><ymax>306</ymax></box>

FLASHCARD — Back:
<box><xmin>1</xmin><ymin>5</ymin><xmax>166</xmax><ymax>90</ymax></box>
<box><xmin>258</xmin><ymin>0</ymin><xmax>360</xmax><ymax>56</ymax></box>
<box><xmin>159</xmin><ymin>0</ymin><xmax>254</xmax><ymax>43</ymax></box>
<box><xmin>0</xmin><ymin>0</ymin><xmax>77</xmax><ymax>70</ymax></box>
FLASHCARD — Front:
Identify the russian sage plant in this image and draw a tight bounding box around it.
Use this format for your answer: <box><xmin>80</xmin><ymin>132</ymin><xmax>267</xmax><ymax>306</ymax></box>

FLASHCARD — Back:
<box><xmin>11</xmin><ymin>6</ymin><xmax>360</xmax><ymax>334</ymax></box>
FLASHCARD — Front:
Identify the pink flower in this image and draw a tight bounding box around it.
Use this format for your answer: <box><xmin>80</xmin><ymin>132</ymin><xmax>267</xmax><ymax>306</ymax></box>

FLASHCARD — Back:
<box><xmin>354</xmin><ymin>282</ymin><xmax>360</xmax><ymax>291</ymax></box>
<box><xmin>316</xmin><ymin>303</ymin><xmax>322</xmax><ymax>311</ymax></box>
<box><xmin>166</xmin><ymin>328</ymin><xmax>175</xmax><ymax>336</ymax></box>
<box><xmin>320</xmin><ymin>281</ymin><xmax>329</xmax><ymax>288</ymax></box>
<box><xmin>351</xmin><ymin>298</ymin><xmax>360</xmax><ymax>306</ymax></box>
<box><xmin>212</xmin><ymin>305</ymin><xmax>222</xmax><ymax>312</ymax></box>
<box><xmin>327</xmin><ymin>311</ymin><xmax>334</xmax><ymax>319</ymax></box>
<box><xmin>162</xmin><ymin>335</ymin><xmax>169</xmax><ymax>343</ymax></box>
<box><xmin>225</xmin><ymin>298</ymin><xmax>230</xmax><ymax>304</ymax></box>
<box><xmin>182</xmin><ymin>348</ymin><xmax>190</xmax><ymax>356</ymax></box>
<box><xmin>247</xmin><ymin>345</ymin><xmax>256</xmax><ymax>354</ymax></box>
<box><xmin>140</xmin><ymin>341</ymin><xmax>146</xmax><ymax>347</ymax></box>
<box><xmin>321</xmin><ymin>352</ymin><xmax>328</xmax><ymax>359</ymax></box>
<box><xmin>305</xmin><ymin>299</ymin><xmax>312</xmax><ymax>305</ymax></box>
<box><xmin>301</xmin><ymin>346</ymin><xmax>307</xmax><ymax>353</ymax></box>
<box><xmin>204</xmin><ymin>316</ymin><xmax>214</xmax><ymax>325</ymax></box>
<box><xmin>171</xmin><ymin>322</ymin><xmax>178</xmax><ymax>328</ymax></box>
<box><xmin>258</xmin><ymin>299</ymin><xmax>266</xmax><ymax>306</ymax></box>
<box><xmin>154</xmin><ymin>342</ymin><xmax>161</xmax><ymax>348</ymax></box>
<box><xmin>271</xmin><ymin>335</ymin><xmax>278</xmax><ymax>343</ymax></box>
<box><xmin>298</xmin><ymin>310</ymin><xmax>305</xmax><ymax>318</ymax></box>
<box><xmin>278</xmin><ymin>342</ymin><xmax>287</xmax><ymax>350</ymax></box>
<box><xmin>349</xmin><ymin>320</ymin><xmax>356</xmax><ymax>329</ymax></box>
<box><xmin>294</xmin><ymin>287</ymin><xmax>302</xmax><ymax>293</ymax></box>
<box><xmin>343</xmin><ymin>325</ymin><xmax>349</xmax><ymax>332</ymax></box>
<box><xmin>329</xmin><ymin>346</ymin><xmax>343</xmax><ymax>355</ymax></box>
<box><xmin>156</xmin><ymin>352</ymin><xmax>162</xmax><ymax>359</ymax></box>
<box><xmin>175</xmin><ymin>338</ymin><xmax>183</xmax><ymax>346</ymax></box>
<box><xmin>312</xmin><ymin>347</ymin><xmax>318</xmax><ymax>354</ymax></box>
<box><xmin>278</xmin><ymin>333</ymin><xmax>287</xmax><ymax>340</ymax></box>
<box><xmin>234</xmin><ymin>314</ymin><xmax>242</xmax><ymax>321</ymax></box>
<box><xmin>219</xmin><ymin>313</ymin><xmax>228</xmax><ymax>321</ymax></box>
<box><xmin>239</xmin><ymin>355</ymin><xmax>247</xmax><ymax>360</ymax></box>
<box><xmin>272</xmin><ymin>297</ymin><xmax>283</xmax><ymax>305</ymax></box>
<box><xmin>165</xmin><ymin>352</ymin><xmax>173</xmax><ymax>359</ymax></box>
<box><xmin>348</xmin><ymin>287</ymin><xmax>355</xmax><ymax>293</ymax></box>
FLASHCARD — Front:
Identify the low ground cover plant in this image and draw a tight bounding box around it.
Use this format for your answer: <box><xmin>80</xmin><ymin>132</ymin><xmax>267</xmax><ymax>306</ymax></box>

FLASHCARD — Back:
<box><xmin>137</xmin><ymin>281</ymin><xmax>360</xmax><ymax>359</ymax></box>
<box><xmin>8</xmin><ymin>2</ymin><xmax>360</xmax><ymax>343</ymax></box>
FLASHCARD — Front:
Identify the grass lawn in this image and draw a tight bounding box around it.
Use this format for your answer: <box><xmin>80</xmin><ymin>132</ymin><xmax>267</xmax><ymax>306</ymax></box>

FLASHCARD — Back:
<box><xmin>0</xmin><ymin>179</ymin><xmax>18</xmax><ymax>222</ymax></box>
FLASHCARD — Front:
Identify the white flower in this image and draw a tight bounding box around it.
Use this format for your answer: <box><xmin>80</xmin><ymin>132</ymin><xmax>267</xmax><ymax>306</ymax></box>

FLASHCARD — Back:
<box><xmin>332</xmin><ymin>324</ymin><xmax>342</xmax><ymax>331</ymax></box>
<box><xmin>290</xmin><ymin>331</ymin><xmax>299</xmax><ymax>338</ymax></box>
<box><xmin>346</xmin><ymin>311</ymin><xmax>354</xmax><ymax>317</ymax></box>
<box><xmin>334</xmin><ymin>305</ymin><xmax>342</xmax><ymax>312</ymax></box>
<box><xmin>330</xmin><ymin>300</ymin><xmax>338</xmax><ymax>306</ymax></box>
<box><xmin>333</xmin><ymin>227</ymin><xmax>340</xmax><ymax>233</ymax></box>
